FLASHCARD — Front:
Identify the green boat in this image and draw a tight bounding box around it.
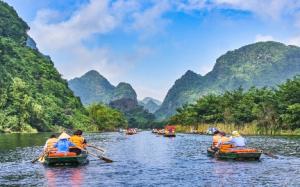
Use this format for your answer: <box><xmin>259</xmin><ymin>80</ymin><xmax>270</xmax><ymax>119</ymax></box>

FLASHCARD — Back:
<box><xmin>207</xmin><ymin>147</ymin><xmax>262</xmax><ymax>161</ymax></box>
<box><xmin>44</xmin><ymin>151</ymin><xmax>89</xmax><ymax>166</ymax></box>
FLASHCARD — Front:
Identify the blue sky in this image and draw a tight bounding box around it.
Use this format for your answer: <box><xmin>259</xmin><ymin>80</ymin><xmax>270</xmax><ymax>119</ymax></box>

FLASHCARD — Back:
<box><xmin>4</xmin><ymin>0</ymin><xmax>300</xmax><ymax>101</ymax></box>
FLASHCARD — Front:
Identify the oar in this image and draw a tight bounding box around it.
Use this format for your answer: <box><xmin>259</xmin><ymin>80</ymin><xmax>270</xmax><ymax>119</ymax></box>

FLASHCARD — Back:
<box><xmin>76</xmin><ymin>146</ymin><xmax>113</xmax><ymax>163</ymax></box>
<box><xmin>262</xmin><ymin>151</ymin><xmax>278</xmax><ymax>159</ymax></box>
<box><xmin>87</xmin><ymin>145</ymin><xmax>106</xmax><ymax>153</ymax></box>
<box><xmin>31</xmin><ymin>151</ymin><xmax>46</xmax><ymax>163</ymax></box>
<box><xmin>87</xmin><ymin>151</ymin><xmax>113</xmax><ymax>163</ymax></box>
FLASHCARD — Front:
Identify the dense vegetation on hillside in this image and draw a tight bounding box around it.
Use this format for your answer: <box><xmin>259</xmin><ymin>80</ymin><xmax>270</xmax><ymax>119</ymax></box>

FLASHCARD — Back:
<box><xmin>156</xmin><ymin>42</ymin><xmax>300</xmax><ymax>119</ymax></box>
<box><xmin>0</xmin><ymin>37</ymin><xmax>91</xmax><ymax>132</ymax></box>
<box><xmin>109</xmin><ymin>98</ymin><xmax>156</xmax><ymax>129</ymax></box>
<box><xmin>0</xmin><ymin>1</ymin><xmax>29</xmax><ymax>45</ymax></box>
<box><xmin>87</xmin><ymin>104</ymin><xmax>128</xmax><ymax>131</ymax></box>
<box><xmin>170</xmin><ymin>76</ymin><xmax>300</xmax><ymax>134</ymax></box>
<box><xmin>0</xmin><ymin>1</ymin><xmax>127</xmax><ymax>132</ymax></box>
<box><xmin>69</xmin><ymin>70</ymin><xmax>158</xmax><ymax>129</ymax></box>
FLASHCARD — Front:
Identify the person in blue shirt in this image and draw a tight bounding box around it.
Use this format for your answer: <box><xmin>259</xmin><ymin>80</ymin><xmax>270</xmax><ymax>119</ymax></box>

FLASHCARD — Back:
<box><xmin>54</xmin><ymin>132</ymin><xmax>75</xmax><ymax>152</ymax></box>
<box><xmin>230</xmin><ymin>131</ymin><xmax>246</xmax><ymax>147</ymax></box>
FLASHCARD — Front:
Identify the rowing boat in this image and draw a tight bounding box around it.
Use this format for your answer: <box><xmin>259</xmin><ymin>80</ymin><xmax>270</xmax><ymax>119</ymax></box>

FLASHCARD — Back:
<box><xmin>44</xmin><ymin>151</ymin><xmax>89</xmax><ymax>166</ymax></box>
<box><xmin>207</xmin><ymin>146</ymin><xmax>262</xmax><ymax>161</ymax></box>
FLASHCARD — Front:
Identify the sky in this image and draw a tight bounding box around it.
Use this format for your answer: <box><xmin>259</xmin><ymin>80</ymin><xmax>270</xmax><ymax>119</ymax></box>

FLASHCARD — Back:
<box><xmin>4</xmin><ymin>0</ymin><xmax>300</xmax><ymax>101</ymax></box>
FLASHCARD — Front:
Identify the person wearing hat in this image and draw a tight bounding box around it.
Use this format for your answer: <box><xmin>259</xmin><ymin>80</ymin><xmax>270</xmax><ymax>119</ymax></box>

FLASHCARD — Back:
<box><xmin>230</xmin><ymin>131</ymin><xmax>246</xmax><ymax>147</ymax></box>
<box><xmin>217</xmin><ymin>132</ymin><xmax>231</xmax><ymax>147</ymax></box>
<box><xmin>54</xmin><ymin>132</ymin><xmax>75</xmax><ymax>152</ymax></box>
<box><xmin>212</xmin><ymin>130</ymin><xmax>221</xmax><ymax>150</ymax></box>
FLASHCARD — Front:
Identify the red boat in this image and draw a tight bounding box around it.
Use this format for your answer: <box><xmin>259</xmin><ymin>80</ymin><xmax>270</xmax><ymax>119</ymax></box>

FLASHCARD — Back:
<box><xmin>164</xmin><ymin>125</ymin><xmax>176</xmax><ymax>137</ymax></box>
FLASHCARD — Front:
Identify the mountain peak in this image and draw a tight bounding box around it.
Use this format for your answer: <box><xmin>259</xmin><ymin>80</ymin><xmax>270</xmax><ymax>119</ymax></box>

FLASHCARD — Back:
<box><xmin>84</xmin><ymin>70</ymin><xmax>102</xmax><ymax>78</ymax></box>
<box><xmin>183</xmin><ymin>70</ymin><xmax>198</xmax><ymax>77</ymax></box>
<box><xmin>156</xmin><ymin>41</ymin><xmax>300</xmax><ymax>120</ymax></box>
<box><xmin>141</xmin><ymin>97</ymin><xmax>162</xmax><ymax>105</ymax></box>
<box><xmin>113</xmin><ymin>82</ymin><xmax>137</xmax><ymax>101</ymax></box>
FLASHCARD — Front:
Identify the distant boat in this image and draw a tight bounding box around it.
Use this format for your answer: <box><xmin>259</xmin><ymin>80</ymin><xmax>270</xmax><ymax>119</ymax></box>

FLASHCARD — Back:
<box><xmin>164</xmin><ymin>125</ymin><xmax>176</xmax><ymax>137</ymax></box>
<box><xmin>126</xmin><ymin>128</ymin><xmax>136</xmax><ymax>135</ymax></box>
<box><xmin>152</xmin><ymin>129</ymin><xmax>158</xmax><ymax>133</ymax></box>
<box><xmin>206</xmin><ymin>127</ymin><xmax>217</xmax><ymax>135</ymax></box>
<box><xmin>157</xmin><ymin>129</ymin><xmax>165</xmax><ymax>135</ymax></box>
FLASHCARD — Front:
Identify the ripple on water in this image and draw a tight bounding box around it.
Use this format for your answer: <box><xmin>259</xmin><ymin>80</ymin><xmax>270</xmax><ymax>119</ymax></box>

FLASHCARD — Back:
<box><xmin>0</xmin><ymin>132</ymin><xmax>299</xmax><ymax>186</ymax></box>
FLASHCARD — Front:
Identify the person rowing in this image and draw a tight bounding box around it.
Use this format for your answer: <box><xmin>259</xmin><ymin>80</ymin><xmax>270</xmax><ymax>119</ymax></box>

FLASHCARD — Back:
<box><xmin>69</xmin><ymin>130</ymin><xmax>87</xmax><ymax>155</ymax></box>
<box><xmin>212</xmin><ymin>130</ymin><xmax>221</xmax><ymax>150</ymax></box>
<box><xmin>43</xmin><ymin>134</ymin><xmax>58</xmax><ymax>152</ymax></box>
<box><xmin>217</xmin><ymin>131</ymin><xmax>231</xmax><ymax>147</ymax></box>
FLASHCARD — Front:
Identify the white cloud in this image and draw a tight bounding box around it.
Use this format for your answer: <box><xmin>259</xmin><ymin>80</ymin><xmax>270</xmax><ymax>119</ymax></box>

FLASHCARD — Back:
<box><xmin>29</xmin><ymin>0</ymin><xmax>164</xmax><ymax>80</ymax></box>
<box><xmin>26</xmin><ymin>0</ymin><xmax>300</xmax><ymax>99</ymax></box>
<box><xmin>287</xmin><ymin>36</ymin><xmax>300</xmax><ymax>47</ymax></box>
<box><xmin>176</xmin><ymin>0</ymin><xmax>300</xmax><ymax>21</ymax></box>
<box><xmin>255</xmin><ymin>34</ymin><xmax>274</xmax><ymax>42</ymax></box>
<box><xmin>131</xmin><ymin>0</ymin><xmax>171</xmax><ymax>38</ymax></box>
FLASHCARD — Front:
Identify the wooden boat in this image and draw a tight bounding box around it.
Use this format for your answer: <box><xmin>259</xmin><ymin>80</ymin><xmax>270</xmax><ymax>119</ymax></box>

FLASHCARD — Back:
<box><xmin>207</xmin><ymin>144</ymin><xmax>262</xmax><ymax>161</ymax></box>
<box><xmin>126</xmin><ymin>128</ymin><xmax>136</xmax><ymax>135</ymax></box>
<box><xmin>163</xmin><ymin>125</ymin><xmax>176</xmax><ymax>137</ymax></box>
<box><xmin>157</xmin><ymin>129</ymin><xmax>165</xmax><ymax>135</ymax></box>
<box><xmin>44</xmin><ymin>151</ymin><xmax>89</xmax><ymax>166</ymax></box>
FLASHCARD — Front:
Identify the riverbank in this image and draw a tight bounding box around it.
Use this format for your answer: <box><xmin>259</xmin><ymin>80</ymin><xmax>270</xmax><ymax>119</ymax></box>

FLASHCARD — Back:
<box><xmin>175</xmin><ymin>123</ymin><xmax>300</xmax><ymax>136</ymax></box>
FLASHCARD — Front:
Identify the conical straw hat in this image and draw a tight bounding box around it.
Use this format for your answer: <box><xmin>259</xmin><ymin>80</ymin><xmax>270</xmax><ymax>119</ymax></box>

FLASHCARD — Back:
<box><xmin>58</xmin><ymin>132</ymin><xmax>70</xmax><ymax>139</ymax></box>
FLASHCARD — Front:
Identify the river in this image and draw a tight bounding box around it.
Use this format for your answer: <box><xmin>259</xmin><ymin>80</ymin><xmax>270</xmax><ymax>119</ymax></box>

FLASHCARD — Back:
<box><xmin>0</xmin><ymin>131</ymin><xmax>300</xmax><ymax>186</ymax></box>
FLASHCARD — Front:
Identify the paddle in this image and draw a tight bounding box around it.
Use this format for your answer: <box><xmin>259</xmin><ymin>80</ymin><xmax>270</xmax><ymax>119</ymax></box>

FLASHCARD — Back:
<box><xmin>262</xmin><ymin>151</ymin><xmax>278</xmax><ymax>159</ymax></box>
<box><xmin>87</xmin><ymin>151</ymin><xmax>113</xmax><ymax>163</ymax></box>
<box><xmin>87</xmin><ymin>145</ymin><xmax>106</xmax><ymax>153</ymax></box>
<box><xmin>31</xmin><ymin>151</ymin><xmax>46</xmax><ymax>163</ymax></box>
<box><xmin>75</xmin><ymin>146</ymin><xmax>113</xmax><ymax>163</ymax></box>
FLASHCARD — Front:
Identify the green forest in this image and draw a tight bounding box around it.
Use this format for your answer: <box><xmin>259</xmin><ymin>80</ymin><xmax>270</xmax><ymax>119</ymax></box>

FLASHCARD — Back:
<box><xmin>170</xmin><ymin>76</ymin><xmax>300</xmax><ymax>134</ymax></box>
<box><xmin>0</xmin><ymin>1</ymin><xmax>128</xmax><ymax>133</ymax></box>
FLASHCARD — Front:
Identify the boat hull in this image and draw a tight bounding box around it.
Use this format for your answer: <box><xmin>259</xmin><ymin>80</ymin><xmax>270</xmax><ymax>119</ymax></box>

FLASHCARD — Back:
<box><xmin>164</xmin><ymin>134</ymin><xmax>176</xmax><ymax>137</ymax></box>
<box><xmin>207</xmin><ymin>147</ymin><xmax>262</xmax><ymax>161</ymax></box>
<box><xmin>44</xmin><ymin>152</ymin><xmax>89</xmax><ymax>166</ymax></box>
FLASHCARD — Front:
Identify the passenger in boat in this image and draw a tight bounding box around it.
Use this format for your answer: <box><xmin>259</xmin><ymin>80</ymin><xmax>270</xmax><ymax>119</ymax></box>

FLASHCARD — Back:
<box><xmin>69</xmin><ymin>130</ymin><xmax>87</xmax><ymax>155</ymax></box>
<box><xmin>212</xmin><ymin>130</ymin><xmax>221</xmax><ymax>150</ymax></box>
<box><xmin>230</xmin><ymin>131</ymin><xmax>246</xmax><ymax>147</ymax></box>
<box><xmin>54</xmin><ymin>132</ymin><xmax>75</xmax><ymax>152</ymax></box>
<box><xmin>217</xmin><ymin>132</ymin><xmax>231</xmax><ymax>147</ymax></box>
<box><xmin>43</xmin><ymin>134</ymin><xmax>58</xmax><ymax>151</ymax></box>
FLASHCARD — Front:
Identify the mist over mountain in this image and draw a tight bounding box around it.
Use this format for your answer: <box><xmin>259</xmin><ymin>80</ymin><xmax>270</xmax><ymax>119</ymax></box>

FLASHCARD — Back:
<box><xmin>139</xmin><ymin>97</ymin><xmax>161</xmax><ymax>113</ymax></box>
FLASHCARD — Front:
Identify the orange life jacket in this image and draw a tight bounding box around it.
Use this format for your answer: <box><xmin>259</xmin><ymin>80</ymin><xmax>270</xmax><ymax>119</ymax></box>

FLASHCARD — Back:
<box><xmin>70</xmin><ymin>135</ymin><xmax>85</xmax><ymax>148</ymax></box>
<box><xmin>212</xmin><ymin>134</ymin><xmax>221</xmax><ymax>146</ymax></box>
<box><xmin>220</xmin><ymin>136</ymin><xmax>231</xmax><ymax>144</ymax></box>
<box><xmin>45</xmin><ymin>138</ymin><xmax>58</xmax><ymax>150</ymax></box>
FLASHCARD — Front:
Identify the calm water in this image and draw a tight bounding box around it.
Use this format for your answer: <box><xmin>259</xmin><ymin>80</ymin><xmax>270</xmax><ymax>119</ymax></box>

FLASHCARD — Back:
<box><xmin>0</xmin><ymin>132</ymin><xmax>300</xmax><ymax>186</ymax></box>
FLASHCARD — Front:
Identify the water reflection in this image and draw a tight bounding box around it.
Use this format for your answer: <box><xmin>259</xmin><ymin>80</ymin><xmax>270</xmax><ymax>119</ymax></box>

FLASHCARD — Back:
<box><xmin>45</xmin><ymin>167</ymin><xmax>85</xmax><ymax>187</ymax></box>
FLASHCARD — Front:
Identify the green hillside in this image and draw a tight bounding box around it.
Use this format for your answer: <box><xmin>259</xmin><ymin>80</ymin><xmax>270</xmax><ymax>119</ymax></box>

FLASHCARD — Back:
<box><xmin>68</xmin><ymin>71</ymin><xmax>137</xmax><ymax>105</ymax></box>
<box><xmin>156</xmin><ymin>42</ymin><xmax>300</xmax><ymax>119</ymax></box>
